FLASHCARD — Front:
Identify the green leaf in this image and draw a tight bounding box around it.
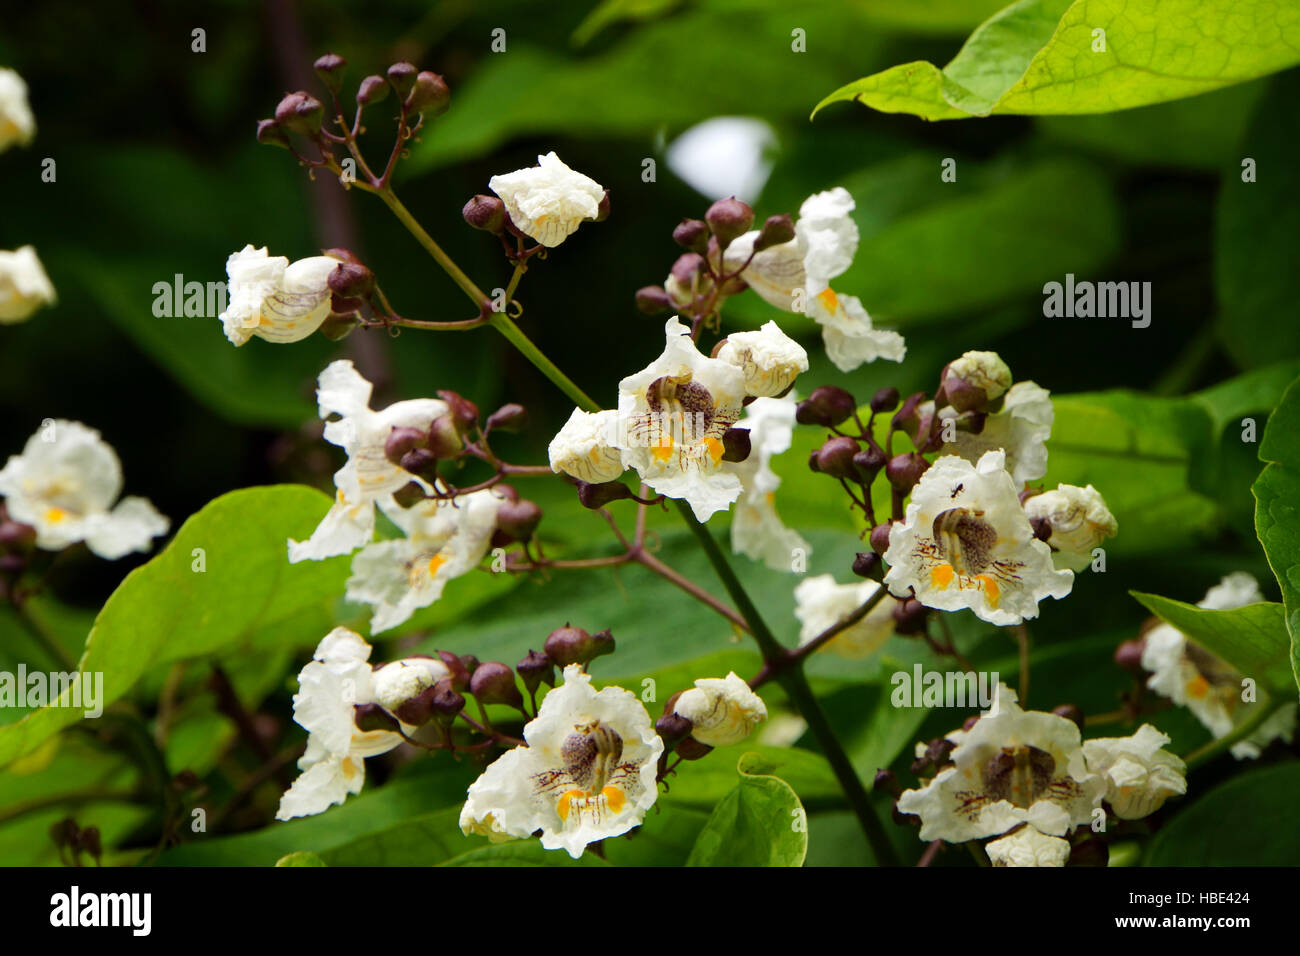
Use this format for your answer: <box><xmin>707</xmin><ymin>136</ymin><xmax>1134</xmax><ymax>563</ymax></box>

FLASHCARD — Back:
<box><xmin>1254</xmin><ymin>375</ymin><xmax>1300</xmax><ymax>689</ymax></box>
<box><xmin>685</xmin><ymin>752</ymin><xmax>809</xmax><ymax>866</ymax></box>
<box><xmin>440</xmin><ymin>842</ymin><xmax>608</xmax><ymax>867</ymax></box>
<box><xmin>1147</xmin><ymin>762</ymin><xmax>1300</xmax><ymax>865</ymax></box>
<box><xmin>275</xmin><ymin>851</ymin><xmax>327</xmax><ymax>867</ymax></box>
<box><xmin>664</xmin><ymin>745</ymin><xmax>841</xmax><ymax>810</ymax></box>
<box><xmin>815</xmin><ymin>0</ymin><xmax>1300</xmax><ymax>121</ymax></box>
<box><xmin>0</xmin><ymin>486</ymin><xmax>349</xmax><ymax>768</ymax></box>
<box><xmin>1216</xmin><ymin>71</ymin><xmax>1300</xmax><ymax>367</ymax></box>
<box><xmin>1129</xmin><ymin>592</ymin><xmax>1293</xmax><ymax>694</ymax></box>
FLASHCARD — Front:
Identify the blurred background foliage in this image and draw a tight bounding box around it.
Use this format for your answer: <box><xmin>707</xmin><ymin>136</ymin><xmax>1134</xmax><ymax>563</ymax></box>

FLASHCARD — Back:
<box><xmin>1</xmin><ymin>0</ymin><xmax>1298</xmax><ymax>866</ymax></box>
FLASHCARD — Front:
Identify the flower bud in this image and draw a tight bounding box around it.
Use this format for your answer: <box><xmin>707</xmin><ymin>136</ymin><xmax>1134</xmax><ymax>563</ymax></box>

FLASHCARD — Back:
<box><xmin>469</xmin><ymin>661</ymin><xmax>524</xmax><ymax>710</ymax></box>
<box><xmin>429</xmin><ymin>679</ymin><xmax>466</xmax><ymax>726</ymax></box>
<box><xmin>356</xmin><ymin>74</ymin><xmax>389</xmax><ymax>105</ymax></box>
<box><xmin>721</xmin><ymin>427</ymin><xmax>751</xmax><ymax>463</ymax></box>
<box><xmin>815</xmin><ymin>436</ymin><xmax>860</xmax><ymax>479</ymax></box>
<box><xmin>437</xmin><ymin>390</ymin><xmax>479</xmax><ymax>432</ymax></box>
<box><xmin>869</xmin><ymin>522</ymin><xmax>893</xmax><ymax>555</ymax></box>
<box><xmin>544</xmin><ymin>624</ymin><xmax>614</xmax><ymax>667</ymax></box>
<box><xmin>1029</xmin><ymin>516</ymin><xmax>1052</xmax><ymax>543</ymax></box>
<box><xmin>885</xmin><ymin>452</ymin><xmax>929</xmax><ymax>494</ymax></box>
<box><xmin>486</xmin><ymin>403</ymin><xmax>528</xmax><ymax>433</ymax></box>
<box><xmin>313</xmin><ymin>53</ymin><xmax>347</xmax><ymax>93</ymax></box>
<box><xmin>1114</xmin><ymin>638</ymin><xmax>1147</xmax><ymax>673</ymax></box>
<box><xmin>910</xmin><ymin>736</ymin><xmax>955</xmax><ymax>776</ymax></box>
<box><xmin>1051</xmin><ymin>703</ymin><xmax>1085</xmax><ymax>732</ymax></box>
<box><xmin>326</xmin><ymin>260</ymin><xmax>374</xmax><ymax>299</ymax></box>
<box><xmin>873</xmin><ymin>768</ymin><xmax>902</xmax><ymax>799</ymax></box>
<box><xmin>670</xmin><ymin>252</ymin><xmax>707</xmax><ymax>287</ymax></box>
<box><xmin>852</xmin><ymin>446</ymin><xmax>886</xmax><ymax>483</ymax></box>
<box><xmin>516</xmin><ymin>650</ymin><xmax>554</xmax><ymax>695</ymax></box>
<box><xmin>939</xmin><ymin>351</ymin><xmax>1012</xmax><ymax>413</ymax></box>
<box><xmin>851</xmin><ymin>551</ymin><xmax>881</xmax><ymax>579</ymax></box>
<box><xmin>796</xmin><ymin>385</ymin><xmax>857</xmax><ymax>427</ymax></box>
<box><xmin>275</xmin><ymin>92</ymin><xmax>324</xmax><ymax>136</ymax></box>
<box><xmin>355</xmin><ymin>702</ymin><xmax>401</xmax><ymax>734</ymax></box>
<box><xmin>675</xmin><ymin>736</ymin><xmax>713</xmax><ymax>761</ymax></box>
<box><xmin>595</xmin><ymin>189</ymin><xmax>611</xmax><ymax>222</ymax></box>
<box><xmin>426</xmin><ymin>414</ymin><xmax>464</xmax><ymax>458</ymax></box>
<box><xmin>752</xmin><ymin>214</ymin><xmax>795</xmax><ymax>252</ymax></box>
<box><xmin>386</xmin><ymin>61</ymin><xmax>418</xmax><ymax>98</ymax></box>
<box><xmin>385</xmin><ymin>426</ymin><xmax>428</xmax><ymax>466</ymax></box>
<box><xmin>807</xmin><ymin>449</ymin><xmax>821</xmax><ymax>474</ymax></box>
<box><xmin>399</xmin><ymin>448</ymin><xmax>439</xmax><ymax>482</ymax></box>
<box><xmin>673</xmin><ymin>219</ymin><xmax>709</xmax><ymax>253</ymax></box>
<box><xmin>437</xmin><ymin>651</ymin><xmax>472</xmax><ymax>691</ymax></box>
<box><xmin>255</xmin><ymin>119</ymin><xmax>291</xmax><ymax>150</ymax></box>
<box><xmin>391</xmin><ymin>480</ymin><xmax>427</xmax><ymax>509</ymax></box>
<box><xmin>870</xmin><ymin>387</ymin><xmax>900</xmax><ymax>414</ymax></box>
<box><xmin>407</xmin><ymin>71</ymin><xmax>450</xmax><ymax>115</ymax></box>
<box><xmin>0</xmin><ymin>520</ymin><xmax>37</xmax><ymax>554</ymax></box>
<box><xmin>890</xmin><ymin>391</ymin><xmax>926</xmax><ymax>433</ymax></box>
<box><xmin>576</xmin><ymin>480</ymin><xmax>632</xmax><ymax>510</ymax></box>
<box><xmin>892</xmin><ymin>597</ymin><xmax>928</xmax><ymax>636</ymax></box>
<box><xmin>705</xmin><ymin>197</ymin><xmax>754</xmax><ymax>250</ymax></box>
<box><xmin>656</xmin><ymin>705</ymin><xmax>693</xmax><ymax>749</ymax></box>
<box><xmin>635</xmin><ymin>285</ymin><xmax>673</xmax><ymax>315</ymax></box>
<box><xmin>463</xmin><ymin>194</ymin><xmax>506</xmax><ymax>234</ymax></box>
<box><xmin>496</xmin><ymin>498</ymin><xmax>542</xmax><ymax>541</ymax></box>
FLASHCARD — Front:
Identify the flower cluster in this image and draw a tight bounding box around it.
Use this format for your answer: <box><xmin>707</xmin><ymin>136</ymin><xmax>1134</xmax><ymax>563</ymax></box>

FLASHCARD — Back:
<box><xmin>0</xmin><ymin>68</ymin><xmax>56</xmax><ymax>325</ymax></box>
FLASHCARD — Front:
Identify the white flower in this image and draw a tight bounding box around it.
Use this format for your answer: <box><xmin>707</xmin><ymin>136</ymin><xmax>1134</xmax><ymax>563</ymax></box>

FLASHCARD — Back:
<box><xmin>0</xmin><ymin>246</ymin><xmax>56</xmax><ymax>324</ymax></box>
<box><xmin>794</xmin><ymin>574</ymin><xmax>895</xmax><ymax>657</ymax></box>
<box><xmin>985</xmin><ymin>825</ymin><xmax>1071</xmax><ymax>867</ymax></box>
<box><xmin>276</xmin><ymin>628</ymin><xmax>405</xmax><ymax>821</ymax></box>
<box><xmin>715</xmin><ymin>321</ymin><xmax>808</xmax><ymax>398</ymax></box>
<box><xmin>935</xmin><ymin>382</ymin><xmax>1054</xmax><ymax>487</ymax></box>
<box><xmin>547</xmin><ymin>408</ymin><xmax>625</xmax><ymax>484</ymax></box>
<box><xmin>883</xmin><ymin>450</ymin><xmax>1073</xmax><ymax>626</ymax></box>
<box><xmin>673</xmin><ymin>672</ymin><xmax>767</xmax><ymax>747</ymax></box>
<box><xmin>897</xmin><ymin>684</ymin><xmax>1104</xmax><ymax>842</ymax></box>
<box><xmin>613</xmin><ymin>316</ymin><xmax>747</xmax><ymax>521</ymax></box>
<box><xmin>1024</xmin><ymin>483</ymin><xmax>1117</xmax><ymax>571</ymax></box>
<box><xmin>371</xmin><ymin>656</ymin><xmax>452</xmax><ymax>713</ymax></box>
<box><xmin>459</xmin><ymin>664</ymin><xmax>663</xmax><ymax>858</ymax></box>
<box><xmin>944</xmin><ymin>350</ymin><xmax>1012</xmax><ymax>403</ymax></box>
<box><xmin>723</xmin><ymin>187</ymin><xmax>904</xmax><ymax>372</ymax></box>
<box><xmin>1082</xmin><ymin>724</ymin><xmax>1186</xmax><ymax>820</ymax></box>
<box><xmin>0</xmin><ymin>420</ymin><xmax>168</xmax><ymax>559</ymax></box>
<box><xmin>0</xmin><ymin>68</ymin><xmax>36</xmax><ymax>152</ymax></box>
<box><xmin>288</xmin><ymin>360</ymin><xmax>449</xmax><ymax>562</ymax></box>
<box><xmin>218</xmin><ymin>245</ymin><xmax>340</xmax><ymax>346</ymax></box>
<box><xmin>1141</xmin><ymin>573</ymin><xmax>1298</xmax><ymax>759</ymax></box>
<box><xmin>345</xmin><ymin>488</ymin><xmax>506</xmax><ymax>633</ymax></box>
<box><xmin>726</xmin><ymin>395</ymin><xmax>810</xmax><ymax>571</ymax></box>
<box><xmin>488</xmin><ymin>152</ymin><xmax>604</xmax><ymax>248</ymax></box>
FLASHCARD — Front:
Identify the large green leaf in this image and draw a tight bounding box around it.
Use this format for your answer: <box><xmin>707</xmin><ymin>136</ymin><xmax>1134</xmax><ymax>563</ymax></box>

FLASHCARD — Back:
<box><xmin>1254</xmin><ymin>375</ymin><xmax>1300</xmax><ymax>688</ymax></box>
<box><xmin>815</xmin><ymin>0</ymin><xmax>1300</xmax><ymax>121</ymax></box>
<box><xmin>0</xmin><ymin>486</ymin><xmax>349</xmax><ymax>768</ymax></box>
<box><xmin>1216</xmin><ymin>71</ymin><xmax>1300</xmax><ymax>368</ymax></box>
<box><xmin>1147</xmin><ymin>762</ymin><xmax>1300</xmax><ymax>865</ymax></box>
<box><xmin>1130</xmin><ymin>592</ymin><xmax>1293</xmax><ymax>694</ymax></box>
<box><xmin>685</xmin><ymin>752</ymin><xmax>808</xmax><ymax>866</ymax></box>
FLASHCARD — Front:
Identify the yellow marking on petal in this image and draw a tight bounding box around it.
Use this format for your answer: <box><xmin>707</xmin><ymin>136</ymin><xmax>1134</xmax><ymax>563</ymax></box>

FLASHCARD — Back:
<box><xmin>930</xmin><ymin>564</ymin><xmax>954</xmax><ymax>590</ymax></box>
<box><xmin>341</xmin><ymin>757</ymin><xmax>362</xmax><ymax>781</ymax></box>
<box><xmin>816</xmin><ymin>288</ymin><xmax>839</xmax><ymax>311</ymax></box>
<box><xmin>703</xmin><ymin>436</ymin><xmax>724</xmax><ymax>465</ymax></box>
<box><xmin>556</xmin><ymin>789</ymin><xmax>585</xmax><ymax>821</ymax></box>
<box><xmin>427</xmin><ymin>553</ymin><xmax>448</xmax><ymax>576</ymax></box>
<box><xmin>765</xmin><ymin>491</ymin><xmax>776</xmax><ymax>505</ymax></box>
<box><xmin>336</xmin><ymin>489</ymin><xmax>347</xmax><ymax>504</ymax></box>
<box><xmin>44</xmin><ymin>507</ymin><xmax>68</xmax><ymax>524</ymax></box>
<box><xmin>976</xmin><ymin>574</ymin><xmax>1000</xmax><ymax>609</ymax></box>
<box><xmin>1186</xmin><ymin>674</ymin><xmax>1210</xmax><ymax>699</ymax></box>
<box><xmin>601</xmin><ymin>786</ymin><xmax>627</xmax><ymax>814</ymax></box>
<box><xmin>651</xmin><ymin>435</ymin><xmax>674</xmax><ymax>463</ymax></box>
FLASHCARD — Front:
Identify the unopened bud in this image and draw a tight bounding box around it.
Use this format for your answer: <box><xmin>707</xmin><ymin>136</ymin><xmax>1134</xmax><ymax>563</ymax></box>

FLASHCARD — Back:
<box><xmin>1051</xmin><ymin>703</ymin><xmax>1085</xmax><ymax>731</ymax></box>
<box><xmin>885</xmin><ymin>452</ymin><xmax>928</xmax><ymax>494</ymax></box>
<box><xmin>892</xmin><ymin>597</ymin><xmax>927</xmax><ymax>635</ymax></box>
<box><xmin>426</xmin><ymin>414</ymin><xmax>464</xmax><ymax>459</ymax></box>
<box><xmin>752</xmin><ymin>213</ymin><xmax>795</xmax><ymax>252</ymax></box>
<box><xmin>705</xmin><ymin>197</ymin><xmax>754</xmax><ymax>250</ymax></box>
<box><xmin>437</xmin><ymin>651</ymin><xmax>472</xmax><ymax>691</ymax></box>
<box><xmin>873</xmin><ymin>768</ymin><xmax>902</xmax><ymax>799</ymax></box>
<box><xmin>870</xmin><ymin>387</ymin><xmax>900</xmax><ymax>414</ymax></box>
<box><xmin>656</xmin><ymin>709</ymin><xmax>693</xmax><ymax>749</ymax></box>
<box><xmin>544</xmin><ymin>624</ymin><xmax>614</xmax><ymax>668</ymax></box>
<box><xmin>721</xmin><ymin>427</ymin><xmax>751</xmax><ymax>463</ymax></box>
<box><xmin>595</xmin><ymin>190</ymin><xmax>611</xmax><ymax>222</ymax></box>
<box><xmin>796</xmin><ymin>385</ymin><xmax>856</xmax><ymax>427</ymax></box>
<box><xmin>355</xmin><ymin>702</ymin><xmax>401</xmax><ymax>734</ymax></box>
<box><xmin>469</xmin><ymin>662</ymin><xmax>525</xmax><ymax>710</ymax></box>
<box><xmin>327</xmin><ymin>261</ymin><xmax>374</xmax><ymax>299</ymax></box>
<box><xmin>386</xmin><ymin>61</ymin><xmax>418</xmax><ymax>98</ymax></box>
<box><xmin>576</xmin><ymin>480</ymin><xmax>632</xmax><ymax>510</ymax></box>
<box><xmin>670</xmin><ymin>252</ymin><xmax>707</xmax><ymax>287</ymax></box>
<box><xmin>516</xmin><ymin>650</ymin><xmax>554</xmax><ymax>695</ymax></box>
<box><xmin>429</xmin><ymin>679</ymin><xmax>466</xmax><ymax>726</ymax></box>
<box><xmin>274</xmin><ymin>92</ymin><xmax>324</xmax><ymax>136</ymax></box>
<box><xmin>673</xmin><ymin>219</ymin><xmax>708</xmax><ymax>253</ymax></box>
<box><xmin>385</xmin><ymin>426</ymin><xmax>427</xmax><ymax>466</ymax></box>
<box><xmin>356</xmin><ymin>74</ymin><xmax>389</xmax><ymax>105</ymax></box>
<box><xmin>399</xmin><ymin>448</ymin><xmax>439</xmax><ymax>482</ymax></box>
<box><xmin>1115</xmin><ymin>638</ymin><xmax>1146</xmax><ymax>673</ymax></box>
<box><xmin>391</xmin><ymin>481</ymin><xmax>427</xmax><ymax>509</ymax></box>
<box><xmin>256</xmin><ymin>119</ymin><xmax>291</xmax><ymax>149</ymax></box>
<box><xmin>463</xmin><ymin>194</ymin><xmax>506</xmax><ymax>234</ymax></box>
<box><xmin>313</xmin><ymin>53</ymin><xmax>347</xmax><ymax>93</ymax></box>
<box><xmin>437</xmin><ymin>390</ymin><xmax>479</xmax><ymax>431</ymax></box>
<box><xmin>675</xmin><ymin>736</ymin><xmax>713</xmax><ymax>760</ymax></box>
<box><xmin>635</xmin><ymin>285</ymin><xmax>673</xmax><ymax>315</ymax></box>
<box><xmin>852</xmin><ymin>446</ymin><xmax>886</xmax><ymax>483</ymax></box>
<box><xmin>815</xmin><ymin>436</ymin><xmax>860</xmax><ymax>479</ymax></box>
<box><xmin>496</xmin><ymin>499</ymin><xmax>542</xmax><ymax>541</ymax></box>
<box><xmin>407</xmin><ymin>71</ymin><xmax>450</xmax><ymax>115</ymax></box>
<box><xmin>851</xmin><ymin>552</ymin><xmax>881</xmax><ymax>579</ymax></box>
<box><xmin>486</xmin><ymin>403</ymin><xmax>528</xmax><ymax>433</ymax></box>
<box><xmin>869</xmin><ymin>522</ymin><xmax>893</xmax><ymax>555</ymax></box>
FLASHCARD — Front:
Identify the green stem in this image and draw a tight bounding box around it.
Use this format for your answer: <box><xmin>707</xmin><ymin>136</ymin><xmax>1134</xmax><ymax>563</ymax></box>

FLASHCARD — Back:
<box><xmin>1183</xmin><ymin>697</ymin><xmax>1287</xmax><ymax>771</ymax></box>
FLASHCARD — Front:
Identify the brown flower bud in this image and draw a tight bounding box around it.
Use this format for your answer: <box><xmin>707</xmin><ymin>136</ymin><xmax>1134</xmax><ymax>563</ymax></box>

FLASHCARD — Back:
<box><xmin>496</xmin><ymin>499</ymin><xmax>542</xmax><ymax>541</ymax></box>
<box><xmin>469</xmin><ymin>661</ymin><xmax>525</xmax><ymax>710</ymax></box>
<box><xmin>892</xmin><ymin>597</ymin><xmax>928</xmax><ymax>635</ymax></box>
<box><xmin>673</xmin><ymin>219</ymin><xmax>709</xmax><ymax>253</ymax></box>
<box><xmin>576</xmin><ymin>480</ymin><xmax>632</xmax><ymax>510</ymax></box>
<box><xmin>255</xmin><ymin>119</ymin><xmax>291</xmax><ymax>150</ymax></box>
<box><xmin>869</xmin><ymin>522</ymin><xmax>893</xmax><ymax>555</ymax></box>
<box><xmin>752</xmin><ymin>213</ymin><xmax>795</xmax><ymax>252</ymax></box>
<box><xmin>385</xmin><ymin>426</ymin><xmax>428</xmax><ymax>466</ymax></box>
<box><xmin>796</xmin><ymin>385</ymin><xmax>857</xmax><ymax>427</ymax></box>
<box><xmin>851</xmin><ymin>551</ymin><xmax>881</xmax><ymax>579</ymax></box>
<box><xmin>313</xmin><ymin>53</ymin><xmax>347</xmax><ymax>93</ymax></box>
<box><xmin>721</xmin><ymin>427</ymin><xmax>751</xmax><ymax>463</ymax></box>
<box><xmin>463</xmin><ymin>194</ymin><xmax>506</xmax><ymax>233</ymax></box>
<box><xmin>274</xmin><ymin>92</ymin><xmax>324</xmax><ymax>136</ymax></box>
<box><xmin>705</xmin><ymin>197</ymin><xmax>754</xmax><ymax>250</ymax></box>
<box><xmin>815</xmin><ymin>436</ymin><xmax>860</xmax><ymax>479</ymax></box>
<box><xmin>516</xmin><ymin>650</ymin><xmax>554</xmax><ymax>695</ymax></box>
<box><xmin>391</xmin><ymin>481</ymin><xmax>427</xmax><ymax>509</ymax></box>
<box><xmin>635</xmin><ymin>285</ymin><xmax>673</xmax><ymax>315</ymax></box>
<box><xmin>326</xmin><ymin>260</ymin><xmax>374</xmax><ymax>299</ymax></box>
<box><xmin>356</xmin><ymin>74</ymin><xmax>389</xmax><ymax>105</ymax></box>
<box><xmin>355</xmin><ymin>702</ymin><xmax>402</xmax><ymax>734</ymax></box>
<box><xmin>386</xmin><ymin>61</ymin><xmax>418</xmax><ymax>98</ymax></box>
<box><xmin>407</xmin><ymin>71</ymin><xmax>450</xmax><ymax>116</ymax></box>
<box><xmin>885</xmin><ymin>452</ymin><xmax>929</xmax><ymax>494</ymax></box>
<box><xmin>437</xmin><ymin>390</ymin><xmax>479</xmax><ymax>432</ymax></box>
<box><xmin>485</xmin><ymin>403</ymin><xmax>528</xmax><ymax>433</ymax></box>
<box><xmin>870</xmin><ymin>387</ymin><xmax>900</xmax><ymax>414</ymax></box>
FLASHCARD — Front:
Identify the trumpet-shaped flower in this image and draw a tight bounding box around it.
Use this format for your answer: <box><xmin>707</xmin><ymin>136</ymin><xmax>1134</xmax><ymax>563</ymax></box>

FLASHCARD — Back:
<box><xmin>1082</xmin><ymin>724</ymin><xmax>1186</xmax><ymax>820</ymax></box>
<box><xmin>883</xmin><ymin>450</ymin><xmax>1073</xmax><ymax>626</ymax></box>
<box><xmin>673</xmin><ymin>672</ymin><xmax>767</xmax><ymax>747</ymax></box>
<box><xmin>219</xmin><ymin>245</ymin><xmax>340</xmax><ymax>346</ymax></box>
<box><xmin>1023</xmin><ymin>483</ymin><xmax>1118</xmax><ymax>571</ymax></box>
<box><xmin>614</xmin><ymin>317</ymin><xmax>747</xmax><ymax>521</ymax></box>
<box><xmin>0</xmin><ymin>246</ymin><xmax>56</xmax><ymax>323</ymax></box>
<box><xmin>794</xmin><ymin>574</ymin><xmax>895</xmax><ymax>658</ymax></box>
<box><xmin>346</xmin><ymin>488</ymin><xmax>506</xmax><ymax>633</ymax></box>
<box><xmin>897</xmin><ymin>684</ymin><xmax>1104</xmax><ymax>843</ymax></box>
<box><xmin>0</xmin><ymin>420</ymin><xmax>168</xmax><ymax>559</ymax></box>
<box><xmin>1141</xmin><ymin>573</ymin><xmax>1298</xmax><ymax>759</ymax></box>
<box><xmin>935</xmin><ymin>382</ymin><xmax>1054</xmax><ymax>487</ymax></box>
<box><xmin>985</xmin><ymin>825</ymin><xmax>1071</xmax><ymax>867</ymax></box>
<box><xmin>547</xmin><ymin>408</ymin><xmax>625</xmax><ymax>484</ymax></box>
<box><xmin>288</xmin><ymin>361</ymin><xmax>449</xmax><ymax>562</ymax></box>
<box><xmin>460</xmin><ymin>664</ymin><xmax>663</xmax><ymax>858</ymax></box>
<box><xmin>0</xmin><ymin>68</ymin><xmax>35</xmax><ymax>152</ymax></box>
<box><xmin>488</xmin><ymin>152</ymin><xmax>604</xmax><ymax>247</ymax></box>
<box><xmin>726</xmin><ymin>395</ymin><xmax>810</xmax><ymax>571</ymax></box>
<box><xmin>715</xmin><ymin>321</ymin><xmax>808</xmax><ymax>398</ymax></box>
<box><xmin>722</xmin><ymin>188</ymin><xmax>904</xmax><ymax>372</ymax></box>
